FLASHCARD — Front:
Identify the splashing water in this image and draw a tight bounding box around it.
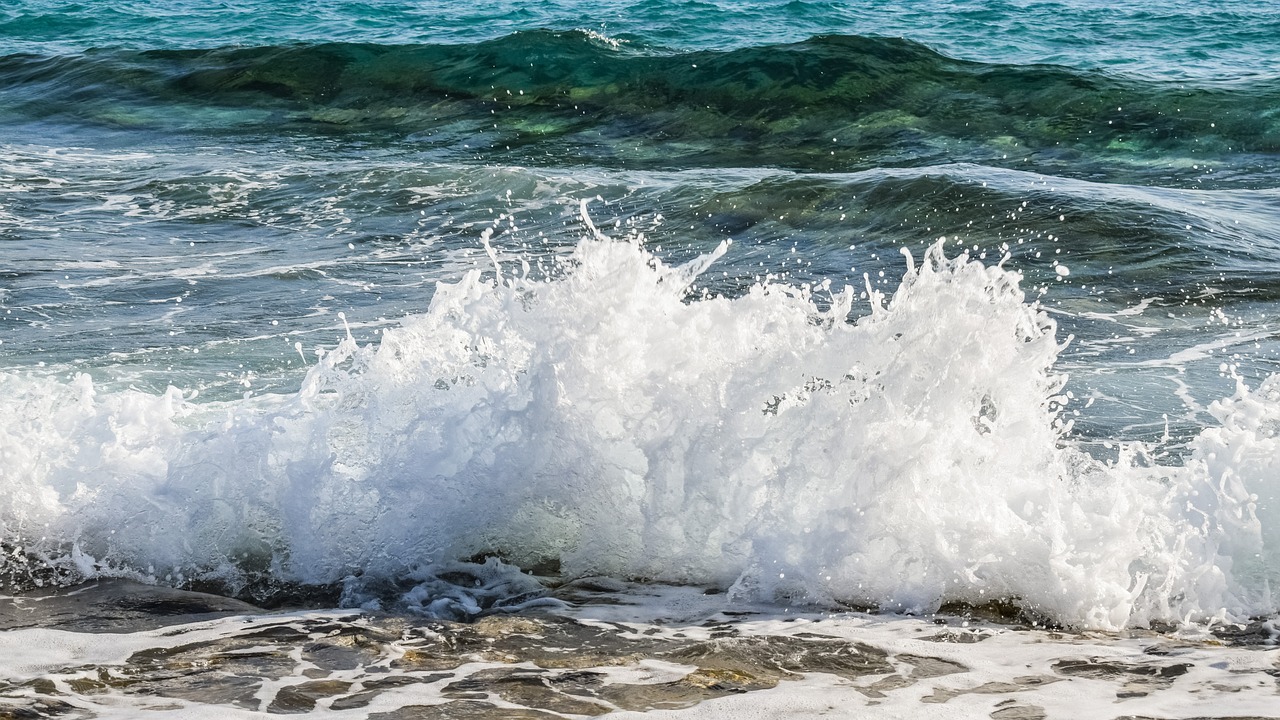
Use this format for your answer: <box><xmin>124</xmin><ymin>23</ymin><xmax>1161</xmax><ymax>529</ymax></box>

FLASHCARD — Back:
<box><xmin>2</xmin><ymin>219</ymin><xmax>1278</xmax><ymax>630</ymax></box>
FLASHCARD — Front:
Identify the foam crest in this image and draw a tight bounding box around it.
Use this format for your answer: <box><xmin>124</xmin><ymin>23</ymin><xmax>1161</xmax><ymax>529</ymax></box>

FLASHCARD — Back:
<box><xmin>1</xmin><ymin>235</ymin><xmax>1277</xmax><ymax>629</ymax></box>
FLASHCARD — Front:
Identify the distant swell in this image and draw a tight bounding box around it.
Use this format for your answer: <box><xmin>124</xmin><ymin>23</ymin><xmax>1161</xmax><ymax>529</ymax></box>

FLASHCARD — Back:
<box><xmin>2</xmin><ymin>31</ymin><xmax>1278</xmax><ymax>182</ymax></box>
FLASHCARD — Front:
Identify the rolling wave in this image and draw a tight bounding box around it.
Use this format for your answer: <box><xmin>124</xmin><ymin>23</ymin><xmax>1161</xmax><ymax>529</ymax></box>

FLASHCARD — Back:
<box><xmin>2</xmin><ymin>32</ymin><xmax>1277</xmax><ymax>183</ymax></box>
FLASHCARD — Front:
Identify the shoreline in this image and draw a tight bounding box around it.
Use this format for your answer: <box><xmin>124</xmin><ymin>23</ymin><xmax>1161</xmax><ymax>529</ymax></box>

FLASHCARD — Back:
<box><xmin>1</xmin><ymin>580</ymin><xmax>1277</xmax><ymax>719</ymax></box>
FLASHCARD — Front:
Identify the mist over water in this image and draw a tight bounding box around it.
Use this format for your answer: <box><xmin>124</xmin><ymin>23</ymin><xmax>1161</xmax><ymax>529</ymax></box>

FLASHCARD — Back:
<box><xmin>2</xmin><ymin>0</ymin><xmax>1280</xmax><ymax>632</ymax></box>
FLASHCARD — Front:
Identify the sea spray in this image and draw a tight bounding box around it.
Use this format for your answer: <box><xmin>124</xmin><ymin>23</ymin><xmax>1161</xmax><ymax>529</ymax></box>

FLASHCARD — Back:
<box><xmin>1</xmin><ymin>230</ymin><xmax>1277</xmax><ymax>629</ymax></box>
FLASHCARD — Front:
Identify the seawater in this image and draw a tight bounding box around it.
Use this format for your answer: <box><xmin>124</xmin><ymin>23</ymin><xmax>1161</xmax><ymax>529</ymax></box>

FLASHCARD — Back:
<box><xmin>2</xmin><ymin>0</ymin><xmax>1280</xmax><ymax>716</ymax></box>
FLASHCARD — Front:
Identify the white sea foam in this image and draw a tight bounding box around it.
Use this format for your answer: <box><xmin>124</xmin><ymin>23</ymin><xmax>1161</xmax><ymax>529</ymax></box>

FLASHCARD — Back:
<box><xmin>2</xmin><ymin>228</ymin><xmax>1278</xmax><ymax>629</ymax></box>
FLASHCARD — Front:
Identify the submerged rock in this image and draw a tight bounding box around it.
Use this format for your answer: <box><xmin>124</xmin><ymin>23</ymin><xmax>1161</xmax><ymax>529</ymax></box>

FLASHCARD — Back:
<box><xmin>0</xmin><ymin>579</ymin><xmax>265</xmax><ymax>633</ymax></box>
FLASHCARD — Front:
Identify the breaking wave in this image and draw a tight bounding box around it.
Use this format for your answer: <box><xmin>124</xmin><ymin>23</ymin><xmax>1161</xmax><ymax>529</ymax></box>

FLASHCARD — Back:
<box><xmin>2</xmin><ymin>212</ymin><xmax>1278</xmax><ymax>629</ymax></box>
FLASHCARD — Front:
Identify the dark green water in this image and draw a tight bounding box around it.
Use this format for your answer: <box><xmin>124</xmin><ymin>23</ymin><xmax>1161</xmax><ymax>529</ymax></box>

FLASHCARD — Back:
<box><xmin>3</xmin><ymin>31</ymin><xmax>1278</xmax><ymax>185</ymax></box>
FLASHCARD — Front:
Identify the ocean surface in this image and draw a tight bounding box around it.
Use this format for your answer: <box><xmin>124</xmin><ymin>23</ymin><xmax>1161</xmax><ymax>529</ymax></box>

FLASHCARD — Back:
<box><xmin>3</xmin><ymin>1</ymin><xmax>1280</xmax><ymax>717</ymax></box>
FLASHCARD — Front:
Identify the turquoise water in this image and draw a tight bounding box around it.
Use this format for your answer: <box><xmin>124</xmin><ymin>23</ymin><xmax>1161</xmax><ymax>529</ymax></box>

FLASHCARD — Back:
<box><xmin>2</xmin><ymin>1</ymin><xmax>1280</xmax><ymax>628</ymax></box>
<box><xmin>5</xmin><ymin>0</ymin><xmax>1280</xmax><ymax>80</ymax></box>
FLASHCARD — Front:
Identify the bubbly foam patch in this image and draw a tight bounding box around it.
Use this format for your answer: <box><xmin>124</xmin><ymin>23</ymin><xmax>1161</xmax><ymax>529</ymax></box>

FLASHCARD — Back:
<box><xmin>1</xmin><ymin>232</ymin><xmax>1278</xmax><ymax>629</ymax></box>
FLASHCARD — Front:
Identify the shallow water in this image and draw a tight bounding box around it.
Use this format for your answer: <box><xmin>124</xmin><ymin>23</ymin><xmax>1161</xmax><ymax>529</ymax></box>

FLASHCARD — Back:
<box><xmin>2</xmin><ymin>580</ymin><xmax>1278</xmax><ymax>719</ymax></box>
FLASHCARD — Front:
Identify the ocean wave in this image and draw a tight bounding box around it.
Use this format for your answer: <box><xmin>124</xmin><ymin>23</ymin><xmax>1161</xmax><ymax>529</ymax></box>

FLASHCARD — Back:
<box><xmin>1</xmin><ymin>32</ymin><xmax>1277</xmax><ymax>182</ymax></box>
<box><xmin>2</xmin><ymin>210</ymin><xmax>1277</xmax><ymax>629</ymax></box>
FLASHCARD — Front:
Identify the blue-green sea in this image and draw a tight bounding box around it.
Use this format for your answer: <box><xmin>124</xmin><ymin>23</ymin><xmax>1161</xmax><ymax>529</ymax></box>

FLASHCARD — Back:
<box><xmin>5</xmin><ymin>1</ymin><xmax>1280</xmax><ymax>718</ymax></box>
<box><xmin>5</xmin><ymin>0</ymin><xmax>1280</xmax><ymax>645</ymax></box>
